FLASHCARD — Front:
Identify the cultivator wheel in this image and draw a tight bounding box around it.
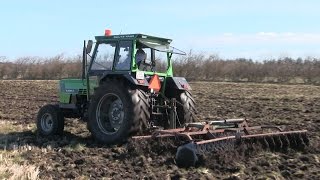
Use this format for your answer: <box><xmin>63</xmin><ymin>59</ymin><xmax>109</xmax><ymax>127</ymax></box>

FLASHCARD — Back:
<box><xmin>132</xmin><ymin>118</ymin><xmax>309</xmax><ymax>167</ymax></box>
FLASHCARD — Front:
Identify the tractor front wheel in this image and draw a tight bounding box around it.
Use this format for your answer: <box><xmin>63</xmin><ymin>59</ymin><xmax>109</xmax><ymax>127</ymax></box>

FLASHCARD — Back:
<box><xmin>36</xmin><ymin>104</ymin><xmax>65</xmax><ymax>136</ymax></box>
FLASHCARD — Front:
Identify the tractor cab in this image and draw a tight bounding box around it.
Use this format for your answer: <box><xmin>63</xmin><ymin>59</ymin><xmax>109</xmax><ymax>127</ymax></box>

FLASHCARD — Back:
<box><xmin>86</xmin><ymin>33</ymin><xmax>186</xmax><ymax>90</ymax></box>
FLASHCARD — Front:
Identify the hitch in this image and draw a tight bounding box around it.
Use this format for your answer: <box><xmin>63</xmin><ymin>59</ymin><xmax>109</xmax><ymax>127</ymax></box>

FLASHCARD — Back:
<box><xmin>169</xmin><ymin>98</ymin><xmax>177</xmax><ymax>129</ymax></box>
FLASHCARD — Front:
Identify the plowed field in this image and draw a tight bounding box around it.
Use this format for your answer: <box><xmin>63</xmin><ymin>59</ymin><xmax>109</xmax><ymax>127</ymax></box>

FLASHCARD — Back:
<box><xmin>0</xmin><ymin>80</ymin><xmax>319</xmax><ymax>179</ymax></box>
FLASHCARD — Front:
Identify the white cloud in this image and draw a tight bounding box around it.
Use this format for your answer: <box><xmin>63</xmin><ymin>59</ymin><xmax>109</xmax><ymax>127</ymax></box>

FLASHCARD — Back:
<box><xmin>257</xmin><ymin>32</ymin><xmax>278</xmax><ymax>37</ymax></box>
<box><xmin>222</xmin><ymin>33</ymin><xmax>233</xmax><ymax>36</ymax></box>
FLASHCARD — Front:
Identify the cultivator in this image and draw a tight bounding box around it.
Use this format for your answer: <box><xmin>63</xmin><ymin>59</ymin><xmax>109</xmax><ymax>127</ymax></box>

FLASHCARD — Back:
<box><xmin>133</xmin><ymin>118</ymin><xmax>309</xmax><ymax>167</ymax></box>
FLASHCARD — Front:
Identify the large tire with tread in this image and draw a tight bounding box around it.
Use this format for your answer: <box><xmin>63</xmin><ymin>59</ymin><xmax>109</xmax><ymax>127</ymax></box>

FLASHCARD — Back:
<box><xmin>176</xmin><ymin>91</ymin><xmax>197</xmax><ymax>125</ymax></box>
<box><xmin>36</xmin><ymin>104</ymin><xmax>65</xmax><ymax>136</ymax></box>
<box><xmin>88</xmin><ymin>80</ymin><xmax>150</xmax><ymax>144</ymax></box>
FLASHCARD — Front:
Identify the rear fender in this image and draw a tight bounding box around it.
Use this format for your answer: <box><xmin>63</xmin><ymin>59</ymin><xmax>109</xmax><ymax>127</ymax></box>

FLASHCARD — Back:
<box><xmin>166</xmin><ymin>77</ymin><xmax>192</xmax><ymax>91</ymax></box>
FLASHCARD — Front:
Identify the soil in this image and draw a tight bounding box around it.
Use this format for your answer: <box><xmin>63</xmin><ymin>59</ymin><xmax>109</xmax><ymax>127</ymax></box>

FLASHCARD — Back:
<box><xmin>0</xmin><ymin>80</ymin><xmax>319</xmax><ymax>179</ymax></box>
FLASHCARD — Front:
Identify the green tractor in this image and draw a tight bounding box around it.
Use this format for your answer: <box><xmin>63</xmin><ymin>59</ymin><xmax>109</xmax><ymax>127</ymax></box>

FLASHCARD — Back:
<box><xmin>37</xmin><ymin>32</ymin><xmax>197</xmax><ymax>144</ymax></box>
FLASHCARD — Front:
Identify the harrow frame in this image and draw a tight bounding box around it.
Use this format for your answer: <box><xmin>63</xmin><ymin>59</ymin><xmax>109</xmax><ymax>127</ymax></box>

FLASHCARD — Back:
<box><xmin>133</xmin><ymin>118</ymin><xmax>309</xmax><ymax>167</ymax></box>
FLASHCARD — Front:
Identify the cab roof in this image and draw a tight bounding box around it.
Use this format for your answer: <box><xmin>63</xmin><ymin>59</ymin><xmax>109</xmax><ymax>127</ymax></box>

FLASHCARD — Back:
<box><xmin>95</xmin><ymin>34</ymin><xmax>172</xmax><ymax>44</ymax></box>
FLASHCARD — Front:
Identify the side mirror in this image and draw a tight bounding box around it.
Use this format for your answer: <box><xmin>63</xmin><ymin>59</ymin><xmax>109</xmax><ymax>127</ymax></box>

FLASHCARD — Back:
<box><xmin>86</xmin><ymin>40</ymin><xmax>93</xmax><ymax>54</ymax></box>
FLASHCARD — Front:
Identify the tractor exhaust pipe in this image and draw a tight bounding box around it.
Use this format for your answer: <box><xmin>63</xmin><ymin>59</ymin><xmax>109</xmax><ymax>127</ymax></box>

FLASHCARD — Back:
<box><xmin>82</xmin><ymin>40</ymin><xmax>86</xmax><ymax>80</ymax></box>
<box><xmin>82</xmin><ymin>40</ymin><xmax>93</xmax><ymax>80</ymax></box>
<box><xmin>82</xmin><ymin>40</ymin><xmax>93</xmax><ymax>101</ymax></box>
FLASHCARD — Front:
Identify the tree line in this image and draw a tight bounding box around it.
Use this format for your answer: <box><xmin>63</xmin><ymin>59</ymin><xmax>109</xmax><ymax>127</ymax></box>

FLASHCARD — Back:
<box><xmin>0</xmin><ymin>55</ymin><xmax>82</xmax><ymax>80</ymax></box>
<box><xmin>173</xmin><ymin>52</ymin><xmax>320</xmax><ymax>84</ymax></box>
<box><xmin>1</xmin><ymin>53</ymin><xmax>320</xmax><ymax>84</ymax></box>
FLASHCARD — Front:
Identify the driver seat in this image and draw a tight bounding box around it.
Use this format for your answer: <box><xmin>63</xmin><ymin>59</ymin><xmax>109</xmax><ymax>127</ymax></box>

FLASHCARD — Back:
<box><xmin>135</xmin><ymin>49</ymin><xmax>146</xmax><ymax>68</ymax></box>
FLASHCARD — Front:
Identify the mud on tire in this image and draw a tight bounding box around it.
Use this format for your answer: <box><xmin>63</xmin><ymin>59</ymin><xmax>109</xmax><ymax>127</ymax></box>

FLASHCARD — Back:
<box><xmin>88</xmin><ymin>80</ymin><xmax>150</xmax><ymax>144</ymax></box>
<box><xmin>36</xmin><ymin>104</ymin><xmax>65</xmax><ymax>136</ymax></box>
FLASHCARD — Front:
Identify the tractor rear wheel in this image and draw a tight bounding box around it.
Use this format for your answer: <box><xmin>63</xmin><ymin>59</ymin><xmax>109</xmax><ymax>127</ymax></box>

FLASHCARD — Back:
<box><xmin>36</xmin><ymin>104</ymin><xmax>65</xmax><ymax>136</ymax></box>
<box><xmin>176</xmin><ymin>91</ymin><xmax>197</xmax><ymax>125</ymax></box>
<box><xmin>88</xmin><ymin>80</ymin><xmax>150</xmax><ymax>144</ymax></box>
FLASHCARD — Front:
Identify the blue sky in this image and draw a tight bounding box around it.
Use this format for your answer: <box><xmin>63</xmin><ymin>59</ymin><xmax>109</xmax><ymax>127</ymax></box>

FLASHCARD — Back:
<box><xmin>1</xmin><ymin>0</ymin><xmax>320</xmax><ymax>60</ymax></box>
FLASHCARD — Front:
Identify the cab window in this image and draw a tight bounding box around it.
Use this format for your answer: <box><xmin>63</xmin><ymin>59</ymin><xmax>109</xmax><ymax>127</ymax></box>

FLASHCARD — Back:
<box><xmin>91</xmin><ymin>42</ymin><xmax>116</xmax><ymax>70</ymax></box>
<box><xmin>114</xmin><ymin>41</ymin><xmax>132</xmax><ymax>70</ymax></box>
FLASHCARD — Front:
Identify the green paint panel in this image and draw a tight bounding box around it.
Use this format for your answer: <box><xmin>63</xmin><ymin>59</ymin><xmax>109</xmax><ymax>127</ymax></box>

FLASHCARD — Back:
<box><xmin>60</xmin><ymin>79</ymin><xmax>86</xmax><ymax>91</ymax></box>
<box><xmin>59</xmin><ymin>92</ymin><xmax>71</xmax><ymax>103</ymax></box>
<box><xmin>59</xmin><ymin>78</ymin><xmax>98</xmax><ymax>103</ymax></box>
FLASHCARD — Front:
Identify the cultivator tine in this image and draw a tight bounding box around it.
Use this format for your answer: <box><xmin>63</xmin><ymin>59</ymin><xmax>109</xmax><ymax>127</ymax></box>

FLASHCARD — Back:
<box><xmin>274</xmin><ymin>135</ymin><xmax>283</xmax><ymax>150</ymax></box>
<box><xmin>267</xmin><ymin>136</ymin><xmax>276</xmax><ymax>149</ymax></box>
<box><xmin>288</xmin><ymin>134</ymin><xmax>298</xmax><ymax>148</ymax></box>
<box><xmin>240</xmin><ymin>131</ymin><xmax>309</xmax><ymax>151</ymax></box>
<box><xmin>301</xmin><ymin>132</ymin><xmax>309</xmax><ymax>146</ymax></box>
<box><xmin>280</xmin><ymin>134</ymin><xmax>290</xmax><ymax>149</ymax></box>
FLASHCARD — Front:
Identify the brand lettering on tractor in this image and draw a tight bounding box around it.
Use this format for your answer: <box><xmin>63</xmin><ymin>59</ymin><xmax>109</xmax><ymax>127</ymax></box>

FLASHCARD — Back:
<box><xmin>65</xmin><ymin>89</ymin><xmax>76</xmax><ymax>93</ymax></box>
<box><xmin>113</xmin><ymin>35</ymin><xmax>135</xmax><ymax>39</ymax></box>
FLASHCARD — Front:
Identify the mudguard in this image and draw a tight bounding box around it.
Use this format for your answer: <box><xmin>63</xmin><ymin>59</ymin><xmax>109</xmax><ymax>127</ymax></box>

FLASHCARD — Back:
<box><xmin>166</xmin><ymin>77</ymin><xmax>192</xmax><ymax>90</ymax></box>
